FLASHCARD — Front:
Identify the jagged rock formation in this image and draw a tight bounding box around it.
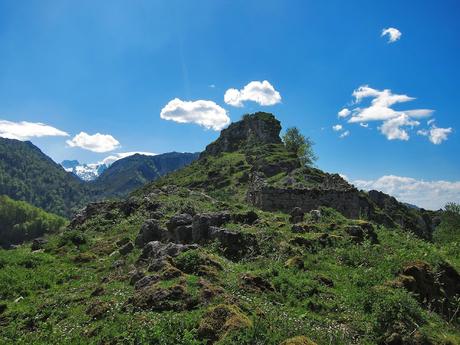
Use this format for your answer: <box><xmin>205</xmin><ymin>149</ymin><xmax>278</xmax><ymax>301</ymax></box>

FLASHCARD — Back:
<box><xmin>201</xmin><ymin>112</ymin><xmax>282</xmax><ymax>157</ymax></box>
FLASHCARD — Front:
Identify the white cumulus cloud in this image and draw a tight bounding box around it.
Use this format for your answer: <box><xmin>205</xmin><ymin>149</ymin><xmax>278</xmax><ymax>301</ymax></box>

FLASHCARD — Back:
<box><xmin>379</xmin><ymin>114</ymin><xmax>420</xmax><ymax>141</ymax></box>
<box><xmin>66</xmin><ymin>132</ymin><xmax>120</xmax><ymax>153</ymax></box>
<box><xmin>417</xmin><ymin>121</ymin><xmax>453</xmax><ymax>145</ymax></box>
<box><xmin>160</xmin><ymin>98</ymin><xmax>230</xmax><ymax>131</ymax></box>
<box><xmin>381</xmin><ymin>27</ymin><xmax>402</xmax><ymax>43</ymax></box>
<box><xmin>349</xmin><ymin>175</ymin><xmax>460</xmax><ymax>210</ymax></box>
<box><xmin>337</xmin><ymin>85</ymin><xmax>447</xmax><ymax>142</ymax></box>
<box><xmin>332</xmin><ymin>124</ymin><xmax>343</xmax><ymax>131</ymax></box>
<box><xmin>338</xmin><ymin>108</ymin><xmax>351</xmax><ymax>118</ymax></box>
<box><xmin>99</xmin><ymin>151</ymin><xmax>157</xmax><ymax>166</ymax></box>
<box><xmin>0</xmin><ymin>120</ymin><xmax>69</xmax><ymax>140</ymax></box>
<box><xmin>224</xmin><ymin>80</ymin><xmax>281</xmax><ymax>107</ymax></box>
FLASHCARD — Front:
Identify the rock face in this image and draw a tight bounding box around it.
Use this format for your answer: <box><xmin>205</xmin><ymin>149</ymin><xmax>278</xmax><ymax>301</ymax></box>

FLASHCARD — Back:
<box><xmin>201</xmin><ymin>112</ymin><xmax>282</xmax><ymax>157</ymax></box>
<box><xmin>135</xmin><ymin>219</ymin><xmax>168</xmax><ymax>247</ymax></box>
<box><xmin>368</xmin><ymin>190</ymin><xmax>437</xmax><ymax>239</ymax></box>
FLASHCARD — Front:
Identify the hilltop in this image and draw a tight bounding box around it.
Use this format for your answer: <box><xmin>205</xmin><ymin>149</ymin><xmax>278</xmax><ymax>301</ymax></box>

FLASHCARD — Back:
<box><xmin>0</xmin><ymin>113</ymin><xmax>458</xmax><ymax>345</ymax></box>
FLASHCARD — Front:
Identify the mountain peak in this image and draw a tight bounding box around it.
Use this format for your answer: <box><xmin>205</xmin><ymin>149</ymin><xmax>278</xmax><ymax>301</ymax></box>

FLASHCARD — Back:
<box><xmin>201</xmin><ymin>112</ymin><xmax>282</xmax><ymax>157</ymax></box>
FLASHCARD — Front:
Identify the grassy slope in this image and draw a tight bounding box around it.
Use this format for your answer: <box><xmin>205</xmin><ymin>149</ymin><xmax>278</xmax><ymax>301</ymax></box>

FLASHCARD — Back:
<box><xmin>0</xmin><ymin>145</ymin><xmax>459</xmax><ymax>344</ymax></box>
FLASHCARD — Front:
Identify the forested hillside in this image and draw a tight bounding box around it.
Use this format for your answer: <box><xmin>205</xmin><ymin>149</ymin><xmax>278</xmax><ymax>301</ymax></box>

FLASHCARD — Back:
<box><xmin>0</xmin><ymin>138</ymin><xmax>92</xmax><ymax>217</ymax></box>
<box><xmin>0</xmin><ymin>195</ymin><xmax>66</xmax><ymax>248</ymax></box>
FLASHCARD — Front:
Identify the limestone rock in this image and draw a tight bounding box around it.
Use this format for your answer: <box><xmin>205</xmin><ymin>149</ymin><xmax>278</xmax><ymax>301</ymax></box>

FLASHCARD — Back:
<box><xmin>135</xmin><ymin>220</ymin><xmax>168</xmax><ymax>248</ymax></box>
<box><xmin>166</xmin><ymin>213</ymin><xmax>193</xmax><ymax>231</ymax></box>
<box><xmin>139</xmin><ymin>241</ymin><xmax>198</xmax><ymax>261</ymax></box>
<box><xmin>201</xmin><ymin>112</ymin><xmax>282</xmax><ymax>157</ymax></box>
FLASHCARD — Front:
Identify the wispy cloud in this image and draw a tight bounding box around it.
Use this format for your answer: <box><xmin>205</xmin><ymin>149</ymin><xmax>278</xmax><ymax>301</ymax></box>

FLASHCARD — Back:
<box><xmin>339</xmin><ymin>130</ymin><xmax>350</xmax><ymax>139</ymax></box>
<box><xmin>67</xmin><ymin>132</ymin><xmax>120</xmax><ymax>152</ymax></box>
<box><xmin>332</xmin><ymin>124</ymin><xmax>349</xmax><ymax>138</ymax></box>
<box><xmin>224</xmin><ymin>80</ymin><xmax>281</xmax><ymax>107</ymax></box>
<box><xmin>332</xmin><ymin>124</ymin><xmax>343</xmax><ymax>131</ymax></box>
<box><xmin>381</xmin><ymin>27</ymin><xmax>402</xmax><ymax>43</ymax></box>
<box><xmin>0</xmin><ymin>120</ymin><xmax>69</xmax><ymax>140</ymax></box>
<box><xmin>348</xmin><ymin>175</ymin><xmax>460</xmax><ymax>210</ymax></box>
<box><xmin>338</xmin><ymin>108</ymin><xmax>351</xmax><ymax>118</ymax></box>
<box><xmin>160</xmin><ymin>98</ymin><xmax>230</xmax><ymax>131</ymax></box>
<box><xmin>417</xmin><ymin>120</ymin><xmax>453</xmax><ymax>144</ymax></box>
<box><xmin>337</xmin><ymin>85</ymin><xmax>450</xmax><ymax>142</ymax></box>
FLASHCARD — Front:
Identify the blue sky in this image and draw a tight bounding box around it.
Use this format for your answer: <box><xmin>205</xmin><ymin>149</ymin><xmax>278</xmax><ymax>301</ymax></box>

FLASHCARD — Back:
<box><xmin>0</xmin><ymin>0</ymin><xmax>459</xmax><ymax>209</ymax></box>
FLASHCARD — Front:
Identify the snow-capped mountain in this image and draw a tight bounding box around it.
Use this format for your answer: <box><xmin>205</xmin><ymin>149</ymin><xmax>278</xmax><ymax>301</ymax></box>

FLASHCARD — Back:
<box><xmin>61</xmin><ymin>160</ymin><xmax>107</xmax><ymax>181</ymax></box>
<box><xmin>61</xmin><ymin>152</ymin><xmax>157</xmax><ymax>181</ymax></box>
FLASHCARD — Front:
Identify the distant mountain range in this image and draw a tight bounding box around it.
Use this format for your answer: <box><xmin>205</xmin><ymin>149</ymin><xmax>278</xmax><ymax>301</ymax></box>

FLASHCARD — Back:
<box><xmin>0</xmin><ymin>137</ymin><xmax>198</xmax><ymax>217</ymax></box>
<box><xmin>91</xmin><ymin>152</ymin><xmax>199</xmax><ymax>197</ymax></box>
<box><xmin>61</xmin><ymin>159</ymin><xmax>108</xmax><ymax>181</ymax></box>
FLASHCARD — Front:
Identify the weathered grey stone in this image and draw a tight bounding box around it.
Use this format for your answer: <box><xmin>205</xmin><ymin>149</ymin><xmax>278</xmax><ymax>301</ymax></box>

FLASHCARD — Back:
<box><xmin>129</xmin><ymin>270</ymin><xmax>145</xmax><ymax>285</ymax></box>
<box><xmin>201</xmin><ymin>112</ymin><xmax>282</xmax><ymax>157</ymax></box>
<box><xmin>134</xmin><ymin>275</ymin><xmax>160</xmax><ymax>290</ymax></box>
<box><xmin>135</xmin><ymin>220</ymin><xmax>168</xmax><ymax>248</ymax></box>
<box><xmin>140</xmin><ymin>241</ymin><xmax>198</xmax><ymax>261</ymax></box>
<box><xmin>309</xmin><ymin>209</ymin><xmax>322</xmax><ymax>222</ymax></box>
<box><xmin>170</xmin><ymin>225</ymin><xmax>193</xmax><ymax>244</ymax></box>
<box><xmin>166</xmin><ymin>213</ymin><xmax>193</xmax><ymax>231</ymax></box>
<box><xmin>191</xmin><ymin>212</ymin><xmax>231</xmax><ymax>242</ymax></box>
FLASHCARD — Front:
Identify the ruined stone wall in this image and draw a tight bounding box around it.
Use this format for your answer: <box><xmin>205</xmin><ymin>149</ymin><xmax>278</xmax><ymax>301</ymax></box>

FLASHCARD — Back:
<box><xmin>247</xmin><ymin>186</ymin><xmax>373</xmax><ymax>219</ymax></box>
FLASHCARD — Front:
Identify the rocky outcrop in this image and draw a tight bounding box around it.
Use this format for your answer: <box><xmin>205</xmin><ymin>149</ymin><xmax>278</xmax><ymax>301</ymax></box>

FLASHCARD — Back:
<box><xmin>197</xmin><ymin>304</ymin><xmax>252</xmax><ymax>343</ymax></box>
<box><xmin>392</xmin><ymin>261</ymin><xmax>460</xmax><ymax>318</ymax></box>
<box><xmin>345</xmin><ymin>222</ymin><xmax>379</xmax><ymax>244</ymax></box>
<box><xmin>201</xmin><ymin>112</ymin><xmax>282</xmax><ymax>157</ymax></box>
<box><xmin>135</xmin><ymin>219</ymin><xmax>168</xmax><ymax>247</ymax></box>
<box><xmin>368</xmin><ymin>190</ymin><xmax>438</xmax><ymax>240</ymax></box>
<box><xmin>139</xmin><ymin>241</ymin><xmax>198</xmax><ymax>261</ymax></box>
<box><xmin>131</xmin><ymin>282</ymin><xmax>197</xmax><ymax>311</ymax></box>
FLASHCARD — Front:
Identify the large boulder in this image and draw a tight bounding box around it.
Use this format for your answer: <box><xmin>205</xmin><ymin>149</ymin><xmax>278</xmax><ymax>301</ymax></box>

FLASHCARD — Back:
<box><xmin>192</xmin><ymin>212</ymin><xmax>231</xmax><ymax>242</ymax></box>
<box><xmin>135</xmin><ymin>220</ymin><xmax>168</xmax><ymax>248</ymax></box>
<box><xmin>166</xmin><ymin>213</ymin><xmax>193</xmax><ymax>231</ymax></box>
<box><xmin>139</xmin><ymin>241</ymin><xmax>198</xmax><ymax>261</ymax></box>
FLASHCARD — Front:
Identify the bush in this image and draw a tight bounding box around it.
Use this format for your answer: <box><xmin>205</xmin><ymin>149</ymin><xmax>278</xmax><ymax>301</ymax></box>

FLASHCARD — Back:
<box><xmin>371</xmin><ymin>287</ymin><xmax>424</xmax><ymax>339</ymax></box>
<box><xmin>59</xmin><ymin>230</ymin><xmax>88</xmax><ymax>247</ymax></box>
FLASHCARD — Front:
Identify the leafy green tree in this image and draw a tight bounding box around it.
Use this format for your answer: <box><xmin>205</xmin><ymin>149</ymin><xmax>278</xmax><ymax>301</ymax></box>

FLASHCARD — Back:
<box><xmin>445</xmin><ymin>202</ymin><xmax>460</xmax><ymax>215</ymax></box>
<box><xmin>433</xmin><ymin>202</ymin><xmax>460</xmax><ymax>245</ymax></box>
<box><xmin>282</xmin><ymin>127</ymin><xmax>317</xmax><ymax>166</ymax></box>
